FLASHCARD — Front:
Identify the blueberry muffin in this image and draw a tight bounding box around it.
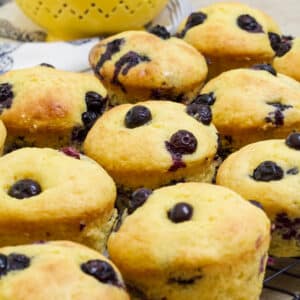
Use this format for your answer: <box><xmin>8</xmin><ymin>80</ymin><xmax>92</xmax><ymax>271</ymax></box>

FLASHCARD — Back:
<box><xmin>0</xmin><ymin>66</ymin><xmax>107</xmax><ymax>152</ymax></box>
<box><xmin>108</xmin><ymin>183</ymin><xmax>270</xmax><ymax>300</ymax></box>
<box><xmin>177</xmin><ymin>2</ymin><xmax>280</xmax><ymax>79</ymax></box>
<box><xmin>89</xmin><ymin>30</ymin><xmax>208</xmax><ymax>105</ymax></box>
<box><xmin>273</xmin><ymin>37</ymin><xmax>300</xmax><ymax>82</ymax></box>
<box><xmin>217</xmin><ymin>134</ymin><xmax>300</xmax><ymax>257</ymax></box>
<box><xmin>0</xmin><ymin>147</ymin><xmax>117</xmax><ymax>251</ymax></box>
<box><xmin>0</xmin><ymin>120</ymin><xmax>6</xmax><ymax>154</ymax></box>
<box><xmin>0</xmin><ymin>241</ymin><xmax>129</xmax><ymax>300</ymax></box>
<box><xmin>84</xmin><ymin>101</ymin><xmax>219</xmax><ymax>193</ymax></box>
<box><xmin>196</xmin><ymin>67</ymin><xmax>300</xmax><ymax>156</ymax></box>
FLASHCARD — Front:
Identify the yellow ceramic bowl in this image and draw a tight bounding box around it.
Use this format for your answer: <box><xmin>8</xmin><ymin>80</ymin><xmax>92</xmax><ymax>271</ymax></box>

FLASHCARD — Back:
<box><xmin>16</xmin><ymin>0</ymin><xmax>169</xmax><ymax>41</ymax></box>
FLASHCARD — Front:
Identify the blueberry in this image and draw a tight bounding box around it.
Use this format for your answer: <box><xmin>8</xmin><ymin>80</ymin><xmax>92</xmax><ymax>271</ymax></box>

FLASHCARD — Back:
<box><xmin>148</xmin><ymin>25</ymin><xmax>171</xmax><ymax>39</ymax></box>
<box><xmin>85</xmin><ymin>92</ymin><xmax>106</xmax><ymax>114</ymax></box>
<box><xmin>286</xmin><ymin>132</ymin><xmax>300</xmax><ymax>150</ymax></box>
<box><xmin>168</xmin><ymin>130</ymin><xmax>197</xmax><ymax>155</ymax></box>
<box><xmin>7</xmin><ymin>253</ymin><xmax>30</xmax><ymax>271</ymax></box>
<box><xmin>249</xmin><ymin>200</ymin><xmax>264</xmax><ymax>210</ymax></box>
<box><xmin>287</xmin><ymin>167</ymin><xmax>299</xmax><ymax>175</ymax></box>
<box><xmin>192</xmin><ymin>92</ymin><xmax>216</xmax><ymax>106</ymax></box>
<box><xmin>268</xmin><ymin>32</ymin><xmax>293</xmax><ymax>57</ymax></box>
<box><xmin>60</xmin><ymin>147</ymin><xmax>80</xmax><ymax>159</ymax></box>
<box><xmin>8</xmin><ymin>179</ymin><xmax>42</xmax><ymax>199</ymax></box>
<box><xmin>179</xmin><ymin>12</ymin><xmax>207</xmax><ymax>37</ymax></box>
<box><xmin>128</xmin><ymin>188</ymin><xmax>152</xmax><ymax>214</ymax></box>
<box><xmin>0</xmin><ymin>83</ymin><xmax>13</xmax><ymax>111</ymax></box>
<box><xmin>186</xmin><ymin>103</ymin><xmax>212</xmax><ymax>125</ymax></box>
<box><xmin>237</xmin><ymin>14</ymin><xmax>263</xmax><ymax>33</ymax></box>
<box><xmin>40</xmin><ymin>63</ymin><xmax>55</xmax><ymax>68</ymax></box>
<box><xmin>252</xmin><ymin>161</ymin><xmax>284</xmax><ymax>182</ymax></box>
<box><xmin>167</xmin><ymin>202</ymin><xmax>193</xmax><ymax>223</ymax></box>
<box><xmin>252</xmin><ymin>64</ymin><xmax>277</xmax><ymax>76</ymax></box>
<box><xmin>71</xmin><ymin>126</ymin><xmax>88</xmax><ymax>143</ymax></box>
<box><xmin>81</xmin><ymin>260</ymin><xmax>122</xmax><ymax>288</ymax></box>
<box><xmin>0</xmin><ymin>254</ymin><xmax>7</xmax><ymax>276</ymax></box>
<box><xmin>268</xmin><ymin>32</ymin><xmax>281</xmax><ymax>51</ymax></box>
<box><xmin>125</xmin><ymin>105</ymin><xmax>152</xmax><ymax>129</ymax></box>
<box><xmin>82</xmin><ymin>111</ymin><xmax>98</xmax><ymax>129</ymax></box>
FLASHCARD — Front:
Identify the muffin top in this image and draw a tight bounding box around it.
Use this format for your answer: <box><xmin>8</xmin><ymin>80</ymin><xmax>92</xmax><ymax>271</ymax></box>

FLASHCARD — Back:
<box><xmin>0</xmin><ymin>147</ymin><xmax>116</xmax><ymax>224</ymax></box>
<box><xmin>0</xmin><ymin>241</ymin><xmax>129</xmax><ymax>300</ymax></box>
<box><xmin>89</xmin><ymin>30</ymin><xmax>208</xmax><ymax>91</ymax></box>
<box><xmin>198</xmin><ymin>67</ymin><xmax>300</xmax><ymax>134</ymax></box>
<box><xmin>0</xmin><ymin>66</ymin><xmax>107</xmax><ymax>138</ymax></box>
<box><xmin>177</xmin><ymin>2</ymin><xmax>280</xmax><ymax>58</ymax></box>
<box><xmin>108</xmin><ymin>182</ymin><xmax>270</xmax><ymax>274</ymax></box>
<box><xmin>84</xmin><ymin>101</ymin><xmax>218</xmax><ymax>187</ymax></box>
<box><xmin>274</xmin><ymin>37</ymin><xmax>300</xmax><ymax>82</ymax></box>
<box><xmin>0</xmin><ymin>120</ymin><xmax>6</xmax><ymax>149</ymax></box>
<box><xmin>217</xmin><ymin>135</ymin><xmax>300</xmax><ymax>218</ymax></box>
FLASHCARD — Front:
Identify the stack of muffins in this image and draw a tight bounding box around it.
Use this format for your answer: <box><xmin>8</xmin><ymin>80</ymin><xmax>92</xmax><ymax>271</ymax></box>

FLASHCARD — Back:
<box><xmin>0</xmin><ymin>2</ymin><xmax>299</xmax><ymax>299</ymax></box>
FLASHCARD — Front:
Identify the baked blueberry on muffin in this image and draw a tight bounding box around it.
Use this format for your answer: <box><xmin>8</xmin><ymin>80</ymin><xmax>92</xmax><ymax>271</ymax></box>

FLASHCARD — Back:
<box><xmin>108</xmin><ymin>183</ymin><xmax>270</xmax><ymax>300</ymax></box>
<box><xmin>89</xmin><ymin>30</ymin><xmax>208</xmax><ymax>105</ymax></box>
<box><xmin>0</xmin><ymin>148</ymin><xmax>116</xmax><ymax>251</ymax></box>
<box><xmin>197</xmin><ymin>68</ymin><xmax>300</xmax><ymax>156</ymax></box>
<box><xmin>84</xmin><ymin>101</ymin><xmax>219</xmax><ymax>192</ymax></box>
<box><xmin>217</xmin><ymin>135</ymin><xmax>300</xmax><ymax>257</ymax></box>
<box><xmin>177</xmin><ymin>2</ymin><xmax>280</xmax><ymax>79</ymax></box>
<box><xmin>0</xmin><ymin>241</ymin><xmax>129</xmax><ymax>300</ymax></box>
<box><xmin>0</xmin><ymin>66</ymin><xmax>107</xmax><ymax>152</ymax></box>
<box><xmin>273</xmin><ymin>37</ymin><xmax>300</xmax><ymax>82</ymax></box>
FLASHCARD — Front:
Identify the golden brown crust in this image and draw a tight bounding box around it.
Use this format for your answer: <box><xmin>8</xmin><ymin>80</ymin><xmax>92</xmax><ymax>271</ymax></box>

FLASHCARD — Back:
<box><xmin>200</xmin><ymin>68</ymin><xmax>300</xmax><ymax>150</ymax></box>
<box><xmin>89</xmin><ymin>31</ymin><xmax>207</xmax><ymax>104</ymax></box>
<box><xmin>274</xmin><ymin>38</ymin><xmax>300</xmax><ymax>82</ymax></box>
<box><xmin>178</xmin><ymin>2</ymin><xmax>280</xmax><ymax>58</ymax></box>
<box><xmin>0</xmin><ymin>148</ymin><xmax>116</xmax><ymax>250</ymax></box>
<box><xmin>0</xmin><ymin>241</ymin><xmax>129</xmax><ymax>300</ymax></box>
<box><xmin>84</xmin><ymin>101</ymin><xmax>218</xmax><ymax>189</ymax></box>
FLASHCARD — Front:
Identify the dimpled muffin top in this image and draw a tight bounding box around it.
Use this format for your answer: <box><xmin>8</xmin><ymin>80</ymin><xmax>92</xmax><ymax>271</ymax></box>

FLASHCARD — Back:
<box><xmin>274</xmin><ymin>37</ymin><xmax>300</xmax><ymax>82</ymax></box>
<box><xmin>216</xmin><ymin>138</ymin><xmax>300</xmax><ymax>218</ymax></box>
<box><xmin>89</xmin><ymin>31</ymin><xmax>208</xmax><ymax>91</ymax></box>
<box><xmin>84</xmin><ymin>101</ymin><xmax>218</xmax><ymax>172</ymax></box>
<box><xmin>0</xmin><ymin>66</ymin><xmax>107</xmax><ymax>133</ymax></box>
<box><xmin>108</xmin><ymin>183</ymin><xmax>270</xmax><ymax>273</ymax></box>
<box><xmin>200</xmin><ymin>68</ymin><xmax>300</xmax><ymax>132</ymax></box>
<box><xmin>0</xmin><ymin>147</ymin><xmax>116</xmax><ymax>223</ymax></box>
<box><xmin>0</xmin><ymin>241</ymin><xmax>129</xmax><ymax>300</ymax></box>
<box><xmin>177</xmin><ymin>2</ymin><xmax>280</xmax><ymax>58</ymax></box>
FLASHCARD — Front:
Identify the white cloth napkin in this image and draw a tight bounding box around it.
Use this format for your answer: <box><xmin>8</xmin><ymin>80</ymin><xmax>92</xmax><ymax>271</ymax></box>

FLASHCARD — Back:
<box><xmin>0</xmin><ymin>0</ymin><xmax>191</xmax><ymax>73</ymax></box>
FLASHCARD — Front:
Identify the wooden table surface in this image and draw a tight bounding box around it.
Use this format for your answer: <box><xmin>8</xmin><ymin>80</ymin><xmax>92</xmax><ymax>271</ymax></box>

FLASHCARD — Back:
<box><xmin>190</xmin><ymin>0</ymin><xmax>300</xmax><ymax>36</ymax></box>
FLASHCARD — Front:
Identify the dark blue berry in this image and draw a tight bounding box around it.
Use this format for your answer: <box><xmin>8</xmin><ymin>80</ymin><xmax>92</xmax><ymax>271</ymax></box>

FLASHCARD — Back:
<box><xmin>179</xmin><ymin>12</ymin><xmax>207</xmax><ymax>37</ymax></box>
<box><xmin>0</xmin><ymin>254</ymin><xmax>7</xmax><ymax>276</ymax></box>
<box><xmin>0</xmin><ymin>83</ymin><xmax>13</xmax><ymax>111</ymax></box>
<box><xmin>192</xmin><ymin>92</ymin><xmax>216</xmax><ymax>106</ymax></box>
<box><xmin>237</xmin><ymin>15</ymin><xmax>263</xmax><ymax>33</ymax></box>
<box><xmin>40</xmin><ymin>63</ymin><xmax>55</xmax><ymax>68</ymax></box>
<box><xmin>252</xmin><ymin>161</ymin><xmax>284</xmax><ymax>182</ymax></box>
<box><xmin>125</xmin><ymin>105</ymin><xmax>152</xmax><ymax>128</ymax></box>
<box><xmin>167</xmin><ymin>202</ymin><xmax>193</xmax><ymax>223</ymax></box>
<box><xmin>148</xmin><ymin>25</ymin><xmax>171</xmax><ymax>39</ymax></box>
<box><xmin>8</xmin><ymin>179</ymin><xmax>42</xmax><ymax>199</ymax></box>
<box><xmin>252</xmin><ymin>64</ymin><xmax>277</xmax><ymax>76</ymax></box>
<box><xmin>7</xmin><ymin>253</ymin><xmax>30</xmax><ymax>271</ymax></box>
<box><xmin>82</xmin><ymin>111</ymin><xmax>98</xmax><ymax>129</ymax></box>
<box><xmin>128</xmin><ymin>188</ymin><xmax>152</xmax><ymax>214</ymax></box>
<box><xmin>81</xmin><ymin>260</ymin><xmax>122</xmax><ymax>288</ymax></box>
<box><xmin>249</xmin><ymin>200</ymin><xmax>264</xmax><ymax>210</ymax></box>
<box><xmin>85</xmin><ymin>92</ymin><xmax>106</xmax><ymax>114</ymax></box>
<box><xmin>186</xmin><ymin>103</ymin><xmax>212</xmax><ymax>125</ymax></box>
<box><xmin>286</xmin><ymin>132</ymin><xmax>300</xmax><ymax>150</ymax></box>
<box><xmin>268</xmin><ymin>32</ymin><xmax>293</xmax><ymax>57</ymax></box>
<box><xmin>287</xmin><ymin>167</ymin><xmax>299</xmax><ymax>175</ymax></box>
<box><xmin>168</xmin><ymin>130</ymin><xmax>197</xmax><ymax>155</ymax></box>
